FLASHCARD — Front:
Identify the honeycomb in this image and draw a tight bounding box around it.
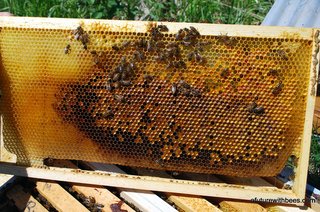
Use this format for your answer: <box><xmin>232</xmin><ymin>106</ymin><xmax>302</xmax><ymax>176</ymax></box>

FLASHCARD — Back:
<box><xmin>0</xmin><ymin>18</ymin><xmax>316</xmax><ymax>177</ymax></box>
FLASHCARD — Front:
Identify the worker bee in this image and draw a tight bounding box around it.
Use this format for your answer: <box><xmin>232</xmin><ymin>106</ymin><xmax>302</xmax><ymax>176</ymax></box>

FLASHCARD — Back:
<box><xmin>177</xmin><ymin>60</ymin><xmax>187</xmax><ymax>69</ymax></box>
<box><xmin>64</xmin><ymin>44</ymin><xmax>71</xmax><ymax>54</ymax></box>
<box><xmin>147</xmin><ymin>41</ymin><xmax>155</xmax><ymax>52</ymax></box>
<box><xmin>121</xmin><ymin>41</ymin><xmax>131</xmax><ymax>49</ymax></box>
<box><xmin>167</xmin><ymin>42</ymin><xmax>178</xmax><ymax>48</ymax></box>
<box><xmin>43</xmin><ymin>157</ymin><xmax>54</xmax><ymax>166</ymax></box>
<box><xmin>181</xmin><ymin>41</ymin><xmax>193</xmax><ymax>47</ymax></box>
<box><xmin>102</xmin><ymin>109</ymin><xmax>114</xmax><ymax>119</ymax></box>
<box><xmin>113</xmin><ymin>81</ymin><xmax>121</xmax><ymax>89</ymax></box>
<box><xmin>175</xmin><ymin>29</ymin><xmax>186</xmax><ymax>40</ymax></box>
<box><xmin>80</xmin><ymin>33</ymin><xmax>89</xmax><ymax>46</ymax></box>
<box><xmin>166</xmin><ymin>61</ymin><xmax>174</xmax><ymax>70</ymax></box>
<box><xmin>168</xmin><ymin>46</ymin><xmax>181</xmax><ymax>58</ymax></box>
<box><xmin>73</xmin><ymin>26</ymin><xmax>84</xmax><ymax>40</ymax></box>
<box><xmin>253</xmin><ymin>106</ymin><xmax>265</xmax><ymax>115</ymax></box>
<box><xmin>276</xmin><ymin>49</ymin><xmax>288</xmax><ymax>60</ymax></box>
<box><xmin>268</xmin><ymin>69</ymin><xmax>279</xmax><ymax>77</ymax></box>
<box><xmin>171</xmin><ymin>83</ymin><xmax>178</xmax><ymax>95</ymax></box>
<box><xmin>157</xmin><ymin>24</ymin><xmax>169</xmax><ymax>32</ymax></box>
<box><xmin>155</xmin><ymin>53</ymin><xmax>166</xmax><ymax>62</ymax></box>
<box><xmin>190</xmin><ymin>88</ymin><xmax>201</xmax><ymax>97</ymax></box>
<box><xmin>179</xmin><ymin>80</ymin><xmax>191</xmax><ymax>89</ymax></box>
<box><xmin>156</xmin><ymin>41</ymin><xmax>166</xmax><ymax>48</ymax></box>
<box><xmin>143</xmin><ymin>74</ymin><xmax>154</xmax><ymax>82</ymax></box>
<box><xmin>247</xmin><ymin>102</ymin><xmax>257</xmax><ymax>113</ymax></box>
<box><xmin>105</xmin><ymin>81</ymin><xmax>112</xmax><ymax>91</ymax></box>
<box><xmin>114</xmin><ymin>94</ymin><xmax>126</xmax><ymax>103</ymax></box>
<box><xmin>181</xmin><ymin>88</ymin><xmax>191</xmax><ymax>97</ymax></box>
<box><xmin>136</xmin><ymin>38</ymin><xmax>147</xmax><ymax>49</ymax></box>
<box><xmin>189</xmin><ymin>26</ymin><xmax>200</xmax><ymax>37</ymax></box>
<box><xmin>155</xmin><ymin>158</ymin><xmax>164</xmax><ymax>167</ymax></box>
<box><xmin>217</xmin><ymin>33</ymin><xmax>238</xmax><ymax>47</ymax></box>
<box><xmin>272</xmin><ymin>82</ymin><xmax>284</xmax><ymax>96</ymax></box>
<box><xmin>120</xmin><ymin>56</ymin><xmax>127</xmax><ymax>65</ymax></box>
<box><xmin>112</xmin><ymin>45</ymin><xmax>120</xmax><ymax>51</ymax></box>
<box><xmin>194</xmin><ymin>52</ymin><xmax>203</xmax><ymax>63</ymax></box>
<box><xmin>120</xmin><ymin>80</ymin><xmax>132</xmax><ymax>86</ymax></box>
<box><xmin>133</xmin><ymin>50</ymin><xmax>145</xmax><ymax>61</ymax></box>
<box><xmin>220</xmin><ymin>68</ymin><xmax>230</xmax><ymax>78</ymax></box>
<box><xmin>150</xmin><ymin>27</ymin><xmax>163</xmax><ymax>41</ymax></box>
<box><xmin>112</xmin><ymin>73</ymin><xmax>121</xmax><ymax>82</ymax></box>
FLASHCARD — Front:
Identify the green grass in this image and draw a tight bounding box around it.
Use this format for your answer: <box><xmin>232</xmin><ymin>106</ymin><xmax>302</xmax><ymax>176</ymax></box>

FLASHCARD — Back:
<box><xmin>0</xmin><ymin>0</ymin><xmax>274</xmax><ymax>25</ymax></box>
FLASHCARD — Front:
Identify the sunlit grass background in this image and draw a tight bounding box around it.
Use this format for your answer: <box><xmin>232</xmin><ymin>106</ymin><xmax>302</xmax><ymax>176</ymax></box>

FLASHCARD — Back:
<box><xmin>1</xmin><ymin>0</ymin><xmax>273</xmax><ymax>25</ymax></box>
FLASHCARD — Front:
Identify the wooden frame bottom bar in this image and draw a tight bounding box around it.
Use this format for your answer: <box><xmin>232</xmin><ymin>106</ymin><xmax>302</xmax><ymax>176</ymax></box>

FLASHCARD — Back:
<box><xmin>0</xmin><ymin>162</ymin><xmax>301</xmax><ymax>205</ymax></box>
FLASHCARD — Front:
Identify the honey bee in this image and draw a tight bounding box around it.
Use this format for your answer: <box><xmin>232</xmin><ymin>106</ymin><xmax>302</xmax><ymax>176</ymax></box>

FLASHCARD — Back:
<box><xmin>167</xmin><ymin>42</ymin><xmax>178</xmax><ymax>48</ymax></box>
<box><xmin>181</xmin><ymin>41</ymin><xmax>193</xmax><ymax>47</ymax></box>
<box><xmin>189</xmin><ymin>26</ymin><xmax>200</xmax><ymax>37</ymax></box>
<box><xmin>112</xmin><ymin>73</ymin><xmax>121</xmax><ymax>82</ymax></box>
<box><xmin>253</xmin><ymin>106</ymin><xmax>265</xmax><ymax>115</ymax></box>
<box><xmin>155</xmin><ymin>158</ymin><xmax>164</xmax><ymax>167</ymax></box>
<box><xmin>157</xmin><ymin>25</ymin><xmax>169</xmax><ymax>32</ymax></box>
<box><xmin>156</xmin><ymin>41</ymin><xmax>166</xmax><ymax>48</ymax></box>
<box><xmin>143</xmin><ymin>74</ymin><xmax>154</xmax><ymax>82</ymax></box>
<box><xmin>120</xmin><ymin>56</ymin><xmax>127</xmax><ymax>65</ymax></box>
<box><xmin>247</xmin><ymin>102</ymin><xmax>257</xmax><ymax>113</ymax></box>
<box><xmin>196</xmin><ymin>41</ymin><xmax>212</xmax><ymax>49</ymax></box>
<box><xmin>220</xmin><ymin>68</ymin><xmax>230</xmax><ymax>78</ymax></box>
<box><xmin>166</xmin><ymin>61</ymin><xmax>174</xmax><ymax>69</ymax></box>
<box><xmin>177</xmin><ymin>60</ymin><xmax>187</xmax><ymax>69</ymax></box>
<box><xmin>150</xmin><ymin>27</ymin><xmax>163</xmax><ymax>41</ymax></box>
<box><xmin>171</xmin><ymin>83</ymin><xmax>178</xmax><ymax>95</ymax></box>
<box><xmin>155</xmin><ymin>53</ymin><xmax>166</xmax><ymax>62</ymax></box>
<box><xmin>113</xmin><ymin>81</ymin><xmax>121</xmax><ymax>89</ymax></box>
<box><xmin>120</xmin><ymin>80</ymin><xmax>132</xmax><ymax>86</ymax></box>
<box><xmin>167</xmin><ymin>46</ymin><xmax>180</xmax><ymax>58</ymax></box>
<box><xmin>64</xmin><ymin>44</ymin><xmax>71</xmax><ymax>54</ymax></box>
<box><xmin>179</xmin><ymin>80</ymin><xmax>191</xmax><ymax>89</ymax></box>
<box><xmin>272</xmin><ymin>82</ymin><xmax>284</xmax><ymax>96</ymax></box>
<box><xmin>112</xmin><ymin>45</ymin><xmax>120</xmax><ymax>51</ymax></box>
<box><xmin>268</xmin><ymin>69</ymin><xmax>279</xmax><ymax>77</ymax></box>
<box><xmin>105</xmin><ymin>81</ymin><xmax>112</xmax><ymax>91</ymax></box>
<box><xmin>133</xmin><ymin>50</ymin><xmax>145</xmax><ymax>61</ymax></box>
<box><xmin>217</xmin><ymin>33</ymin><xmax>238</xmax><ymax>47</ymax></box>
<box><xmin>80</xmin><ymin>33</ymin><xmax>89</xmax><ymax>46</ymax></box>
<box><xmin>73</xmin><ymin>26</ymin><xmax>84</xmax><ymax>40</ymax></box>
<box><xmin>147</xmin><ymin>41</ymin><xmax>155</xmax><ymax>52</ymax></box>
<box><xmin>194</xmin><ymin>52</ymin><xmax>203</xmax><ymax>63</ymax></box>
<box><xmin>121</xmin><ymin>71</ymin><xmax>128</xmax><ymax>81</ymax></box>
<box><xmin>190</xmin><ymin>88</ymin><xmax>201</xmax><ymax>97</ymax></box>
<box><xmin>114</xmin><ymin>94</ymin><xmax>126</xmax><ymax>103</ymax></box>
<box><xmin>181</xmin><ymin>88</ymin><xmax>191</xmax><ymax>97</ymax></box>
<box><xmin>175</xmin><ymin>29</ymin><xmax>186</xmax><ymax>40</ymax></box>
<box><xmin>121</xmin><ymin>41</ymin><xmax>131</xmax><ymax>49</ymax></box>
<box><xmin>276</xmin><ymin>49</ymin><xmax>288</xmax><ymax>60</ymax></box>
<box><xmin>136</xmin><ymin>38</ymin><xmax>148</xmax><ymax>49</ymax></box>
<box><xmin>102</xmin><ymin>109</ymin><xmax>114</xmax><ymax>119</ymax></box>
<box><xmin>43</xmin><ymin>157</ymin><xmax>54</xmax><ymax>166</ymax></box>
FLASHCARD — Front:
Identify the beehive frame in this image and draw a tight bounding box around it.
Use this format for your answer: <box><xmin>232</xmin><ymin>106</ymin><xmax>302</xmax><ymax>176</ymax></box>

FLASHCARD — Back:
<box><xmin>0</xmin><ymin>17</ymin><xmax>318</xmax><ymax>203</ymax></box>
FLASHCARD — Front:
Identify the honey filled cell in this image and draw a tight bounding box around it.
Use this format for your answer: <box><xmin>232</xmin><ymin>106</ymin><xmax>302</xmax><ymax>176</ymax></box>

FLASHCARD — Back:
<box><xmin>0</xmin><ymin>18</ymin><xmax>315</xmax><ymax>177</ymax></box>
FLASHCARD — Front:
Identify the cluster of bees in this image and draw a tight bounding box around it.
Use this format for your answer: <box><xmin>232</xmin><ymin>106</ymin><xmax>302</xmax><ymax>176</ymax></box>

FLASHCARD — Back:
<box><xmin>64</xmin><ymin>24</ymin><xmax>289</xmax><ymax>121</ymax></box>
